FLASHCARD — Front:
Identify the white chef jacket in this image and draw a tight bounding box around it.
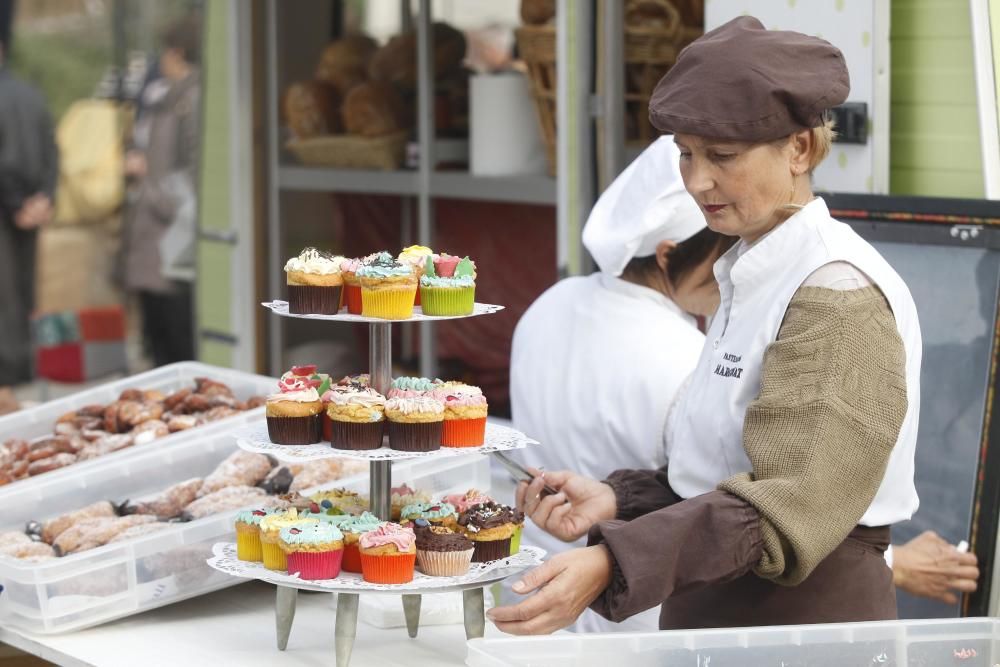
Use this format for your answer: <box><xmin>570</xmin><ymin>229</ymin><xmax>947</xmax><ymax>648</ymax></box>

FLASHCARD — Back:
<box><xmin>667</xmin><ymin>198</ymin><xmax>922</xmax><ymax>527</ymax></box>
<box><xmin>509</xmin><ymin>271</ymin><xmax>704</xmax><ymax>632</ymax></box>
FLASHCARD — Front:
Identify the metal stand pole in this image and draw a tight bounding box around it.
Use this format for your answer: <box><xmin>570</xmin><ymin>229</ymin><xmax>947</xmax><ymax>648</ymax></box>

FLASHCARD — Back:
<box><xmin>275</xmin><ymin>585</ymin><xmax>298</xmax><ymax>650</ymax></box>
<box><xmin>369</xmin><ymin>322</ymin><xmax>393</xmax><ymax>521</ymax></box>
<box><xmin>335</xmin><ymin>592</ymin><xmax>360</xmax><ymax>667</ymax></box>
<box><xmin>402</xmin><ymin>593</ymin><xmax>422</xmax><ymax>638</ymax></box>
<box><xmin>462</xmin><ymin>588</ymin><xmax>486</xmax><ymax>640</ymax></box>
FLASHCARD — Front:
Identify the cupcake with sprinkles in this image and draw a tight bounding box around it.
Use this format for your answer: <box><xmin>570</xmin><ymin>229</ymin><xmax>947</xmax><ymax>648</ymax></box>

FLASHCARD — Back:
<box><xmin>266</xmin><ymin>365</ymin><xmax>328</xmax><ymax>445</ymax></box>
<box><xmin>323</xmin><ymin>382</ymin><xmax>387</xmax><ymax>450</ymax></box>
<box><xmin>412</xmin><ymin>519</ymin><xmax>475</xmax><ymax>577</ymax></box>
<box><xmin>419</xmin><ymin>254</ymin><xmax>476</xmax><ymax>316</ymax></box>
<box><xmin>457</xmin><ymin>501</ymin><xmax>523</xmax><ymax>563</ymax></box>
<box><xmin>357</xmin><ymin>251</ymin><xmax>418</xmax><ymax>320</ymax></box>
<box><xmin>279</xmin><ymin>522</ymin><xmax>345</xmax><ymax>580</ymax></box>
<box><xmin>284</xmin><ymin>247</ymin><xmax>345</xmax><ymax>314</ymax></box>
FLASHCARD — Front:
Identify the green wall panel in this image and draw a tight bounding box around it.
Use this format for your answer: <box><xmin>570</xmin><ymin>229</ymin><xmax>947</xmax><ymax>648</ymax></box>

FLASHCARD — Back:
<box><xmin>201</xmin><ymin>339</ymin><xmax>234</xmax><ymax>367</ymax></box>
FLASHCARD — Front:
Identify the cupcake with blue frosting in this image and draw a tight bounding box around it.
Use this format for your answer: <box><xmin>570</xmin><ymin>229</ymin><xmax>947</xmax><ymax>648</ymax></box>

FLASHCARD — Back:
<box><xmin>339</xmin><ymin>512</ymin><xmax>386</xmax><ymax>573</ymax></box>
<box><xmin>419</xmin><ymin>254</ymin><xmax>476</xmax><ymax>316</ymax></box>
<box><xmin>400</xmin><ymin>501</ymin><xmax>459</xmax><ymax>531</ymax></box>
<box><xmin>278</xmin><ymin>522</ymin><xmax>345</xmax><ymax>580</ymax></box>
<box><xmin>357</xmin><ymin>251</ymin><xmax>417</xmax><ymax>320</ymax></box>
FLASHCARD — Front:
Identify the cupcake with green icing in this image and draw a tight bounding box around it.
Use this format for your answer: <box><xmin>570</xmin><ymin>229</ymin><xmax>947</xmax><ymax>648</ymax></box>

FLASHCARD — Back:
<box><xmin>419</xmin><ymin>254</ymin><xmax>476</xmax><ymax>316</ymax></box>
<box><xmin>386</xmin><ymin>376</ymin><xmax>442</xmax><ymax>399</ymax></box>
<box><xmin>399</xmin><ymin>501</ymin><xmax>459</xmax><ymax>530</ymax></box>
<box><xmin>338</xmin><ymin>512</ymin><xmax>385</xmax><ymax>573</ymax></box>
<box><xmin>279</xmin><ymin>522</ymin><xmax>345</xmax><ymax>580</ymax></box>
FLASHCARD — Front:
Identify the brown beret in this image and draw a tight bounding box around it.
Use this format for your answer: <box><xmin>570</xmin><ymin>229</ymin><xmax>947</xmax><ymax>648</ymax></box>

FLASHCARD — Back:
<box><xmin>649</xmin><ymin>16</ymin><xmax>850</xmax><ymax>141</ymax></box>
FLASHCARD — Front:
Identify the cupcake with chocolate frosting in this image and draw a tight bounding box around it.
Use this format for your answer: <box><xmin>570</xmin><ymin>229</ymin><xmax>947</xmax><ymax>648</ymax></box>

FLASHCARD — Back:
<box><xmin>457</xmin><ymin>501</ymin><xmax>523</xmax><ymax>563</ymax></box>
<box><xmin>413</xmin><ymin>518</ymin><xmax>475</xmax><ymax>576</ymax></box>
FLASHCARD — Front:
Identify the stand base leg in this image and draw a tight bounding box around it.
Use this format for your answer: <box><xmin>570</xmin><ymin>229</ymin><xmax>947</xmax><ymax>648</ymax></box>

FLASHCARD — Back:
<box><xmin>275</xmin><ymin>585</ymin><xmax>298</xmax><ymax>650</ymax></box>
<box><xmin>402</xmin><ymin>593</ymin><xmax>422</xmax><ymax>638</ymax></box>
<box><xmin>335</xmin><ymin>592</ymin><xmax>360</xmax><ymax>667</ymax></box>
<box><xmin>463</xmin><ymin>588</ymin><xmax>486</xmax><ymax>640</ymax></box>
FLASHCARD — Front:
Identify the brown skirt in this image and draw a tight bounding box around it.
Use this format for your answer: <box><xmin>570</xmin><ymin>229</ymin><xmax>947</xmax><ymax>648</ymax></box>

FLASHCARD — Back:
<box><xmin>659</xmin><ymin>524</ymin><xmax>895</xmax><ymax>630</ymax></box>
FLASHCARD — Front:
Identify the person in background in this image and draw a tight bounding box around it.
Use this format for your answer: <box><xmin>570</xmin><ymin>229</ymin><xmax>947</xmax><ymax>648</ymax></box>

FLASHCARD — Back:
<box><xmin>121</xmin><ymin>17</ymin><xmax>200</xmax><ymax>366</ymax></box>
<box><xmin>0</xmin><ymin>34</ymin><xmax>58</xmax><ymax>385</ymax></box>
<box><xmin>510</xmin><ymin>135</ymin><xmax>735</xmax><ymax>632</ymax></box>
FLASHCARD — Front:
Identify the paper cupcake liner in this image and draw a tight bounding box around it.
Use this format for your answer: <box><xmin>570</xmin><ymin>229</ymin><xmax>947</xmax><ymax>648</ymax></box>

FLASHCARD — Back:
<box><xmin>361</xmin><ymin>286</ymin><xmax>417</xmax><ymax>320</ymax></box>
<box><xmin>345</xmin><ymin>284</ymin><xmax>363</xmax><ymax>315</ymax></box>
<box><xmin>471</xmin><ymin>537</ymin><xmax>512</xmax><ymax>563</ymax></box>
<box><xmin>419</xmin><ymin>286</ymin><xmax>475</xmax><ymax>316</ymax></box>
<box><xmin>414</xmin><ymin>289</ymin><xmax>422</xmax><ymax>306</ymax></box>
<box><xmin>286</xmin><ymin>548</ymin><xmax>344</xmax><ymax>580</ymax></box>
<box><xmin>360</xmin><ymin>551</ymin><xmax>417</xmax><ymax>584</ymax></box>
<box><xmin>322</xmin><ymin>414</ymin><xmax>332</xmax><ymax>442</ymax></box>
<box><xmin>288</xmin><ymin>285</ymin><xmax>343</xmax><ymax>315</ymax></box>
<box><xmin>262</xmin><ymin>541</ymin><xmax>288</xmax><ymax>571</ymax></box>
<box><xmin>388</xmin><ymin>420</ymin><xmax>443</xmax><ymax>452</ymax></box>
<box><xmin>330</xmin><ymin>419</ymin><xmax>385</xmax><ymax>450</ymax></box>
<box><xmin>417</xmin><ymin>547</ymin><xmax>475</xmax><ymax>577</ymax></box>
<box><xmin>510</xmin><ymin>525</ymin><xmax>523</xmax><ymax>555</ymax></box>
<box><xmin>441</xmin><ymin>416</ymin><xmax>487</xmax><ymax>447</ymax></box>
<box><xmin>267</xmin><ymin>415</ymin><xmax>323</xmax><ymax>445</ymax></box>
<box><xmin>342</xmin><ymin>543</ymin><xmax>363</xmax><ymax>573</ymax></box>
<box><xmin>236</xmin><ymin>527</ymin><xmax>263</xmax><ymax>562</ymax></box>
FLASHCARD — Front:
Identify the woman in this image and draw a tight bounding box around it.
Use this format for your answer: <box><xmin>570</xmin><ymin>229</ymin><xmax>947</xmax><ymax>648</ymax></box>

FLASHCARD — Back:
<box><xmin>510</xmin><ymin>135</ymin><xmax>734</xmax><ymax>632</ymax></box>
<box><xmin>489</xmin><ymin>16</ymin><xmax>922</xmax><ymax>633</ymax></box>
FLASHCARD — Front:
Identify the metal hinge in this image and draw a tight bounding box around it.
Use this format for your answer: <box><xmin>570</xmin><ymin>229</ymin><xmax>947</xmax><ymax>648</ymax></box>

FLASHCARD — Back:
<box><xmin>950</xmin><ymin>225</ymin><xmax>982</xmax><ymax>242</ymax></box>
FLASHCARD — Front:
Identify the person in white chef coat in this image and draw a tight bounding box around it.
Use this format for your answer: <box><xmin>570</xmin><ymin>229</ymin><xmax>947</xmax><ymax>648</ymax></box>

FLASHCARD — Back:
<box><xmin>509</xmin><ymin>135</ymin><xmax>735</xmax><ymax>632</ymax></box>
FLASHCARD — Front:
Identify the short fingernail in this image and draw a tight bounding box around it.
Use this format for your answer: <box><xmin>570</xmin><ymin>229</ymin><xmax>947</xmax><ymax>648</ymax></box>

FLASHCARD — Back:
<box><xmin>512</xmin><ymin>581</ymin><xmax>525</xmax><ymax>592</ymax></box>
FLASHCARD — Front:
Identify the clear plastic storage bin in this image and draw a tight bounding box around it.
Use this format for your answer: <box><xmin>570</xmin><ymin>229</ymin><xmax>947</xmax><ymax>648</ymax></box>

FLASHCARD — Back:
<box><xmin>0</xmin><ymin>362</ymin><xmax>277</xmax><ymax>490</ymax></box>
<box><xmin>0</xmin><ymin>415</ymin><xmax>490</xmax><ymax>634</ymax></box>
<box><xmin>467</xmin><ymin>618</ymin><xmax>1000</xmax><ymax>666</ymax></box>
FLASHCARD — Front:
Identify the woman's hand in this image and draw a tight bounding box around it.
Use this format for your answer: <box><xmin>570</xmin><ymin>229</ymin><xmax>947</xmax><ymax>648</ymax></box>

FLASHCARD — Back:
<box><xmin>515</xmin><ymin>470</ymin><xmax>617</xmax><ymax>542</ymax></box>
<box><xmin>892</xmin><ymin>531</ymin><xmax>979</xmax><ymax>605</ymax></box>
<box><xmin>487</xmin><ymin>545</ymin><xmax>613</xmax><ymax>635</ymax></box>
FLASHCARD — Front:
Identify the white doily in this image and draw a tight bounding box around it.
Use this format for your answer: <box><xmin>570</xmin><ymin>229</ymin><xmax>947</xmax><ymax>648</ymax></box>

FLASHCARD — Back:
<box><xmin>207</xmin><ymin>542</ymin><xmax>544</xmax><ymax>593</ymax></box>
<box><xmin>262</xmin><ymin>301</ymin><xmax>504</xmax><ymax>323</ymax></box>
<box><xmin>236</xmin><ymin>421</ymin><xmax>538</xmax><ymax>462</ymax></box>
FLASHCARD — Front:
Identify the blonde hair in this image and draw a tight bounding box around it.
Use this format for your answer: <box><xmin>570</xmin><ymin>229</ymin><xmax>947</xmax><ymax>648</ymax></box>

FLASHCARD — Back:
<box><xmin>807</xmin><ymin>117</ymin><xmax>837</xmax><ymax>172</ymax></box>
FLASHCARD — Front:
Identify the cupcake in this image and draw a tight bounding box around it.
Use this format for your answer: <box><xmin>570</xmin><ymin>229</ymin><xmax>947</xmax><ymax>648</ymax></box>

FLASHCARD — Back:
<box><xmin>419</xmin><ymin>255</ymin><xmax>476</xmax><ymax>316</ymax></box>
<box><xmin>323</xmin><ymin>383</ymin><xmax>386</xmax><ymax>450</ymax></box>
<box><xmin>284</xmin><ymin>247</ymin><xmax>345</xmax><ymax>314</ymax></box>
<box><xmin>310</xmin><ymin>488</ymin><xmax>370</xmax><ymax>516</ymax></box>
<box><xmin>387</xmin><ymin>376</ymin><xmax>441</xmax><ymax>399</ymax></box>
<box><xmin>430</xmin><ymin>384</ymin><xmax>488</xmax><ymax>447</ymax></box>
<box><xmin>357</xmin><ymin>251</ymin><xmax>418</xmax><ymax>320</ymax></box>
<box><xmin>337</xmin><ymin>373</ymin><xmax>371</xmax><ymax>387</ymax></box>
<box><xmin>339</xmin><ymin>512</ymin><xmax>385</xmax><ymax>573</ymax></box>
<box><xmin>266</xmin><ymin>366</ymin><xmax>327</xmax><ymax>445</ymax></box>
<box><xmin>399</xmin><ymin>501</ymin><xmax>459</xmax><ymax>530</ymax></box>
<box><xmin>397</xmin><ymin>245</ymin><xmax>435</xmax><ymax>306</ymax></box>
<box><xmin>339</xmin><ymin>257</ymin><xmax>365</xmax><ymax>315</ymax></box>
<box><xmin>413</xmin><ymin>519</ymin><xmax>474</xmax><ymax>577</ymax></box>
<box><xmin>259</xmin><ymin>509</ymin><xmax>318</xmax><ymax>571</ymax></box>
<box><xmin>359</xmin><ymin>522</ymin><xmax>417</xmax><ymax>584</ymax></box>
<box><xmin>390</xmin><ymin>484</ymin><xmax>431</xmax><ymax>521</ymax></box>
<box><xmin>385</xmin><ymin>396</ymin><xmax>445</xmax><ymax>452</ymax></box>
<box><xmin>457</xmin><ymin>502</ymin><xmax>522</xmax><ymax>563</ymax></box>
<box><xmin>303</xmin><ymin>500</ymin><xmax>353</xmax><ymax>524</ymax></box>
<box><xmin>235</xmin><ymin>508</ymin><xmax>273</xmax><ymax>562</ymax></box>
<box><xmin>442</xmin><ymin>489</ymin><xmax>494</xmax><ymax>513</ymax></box>
<box><xmin>279</xmin><ymin>522</ymin><xmax>345</xmax><ymax>580</ymax></box>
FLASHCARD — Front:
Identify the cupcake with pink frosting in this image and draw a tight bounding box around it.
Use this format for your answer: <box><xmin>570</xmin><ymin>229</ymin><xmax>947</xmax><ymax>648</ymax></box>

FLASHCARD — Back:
<box><xmin>340</xmin><ymin>257</ymin><xmax>365</xmax><ymax>314</ymax></box>
<box><xmin>359</xmin><ymin>522</ymin><xmax>417</xmax><ymax>584</ymax></box>
<box><xmin>266</xmin><ymin>366</ymin><xmax>326</xmax><ymax>445</ymax></box>
<box><xmin>430</xmin><ymin>384</ymin><xmax>488</xmax><ymax>447</ymax></box>
<box><xmin>443</xmin><ymin>488</ymin><xmax>495</xmax><ymax>513</ymax></box>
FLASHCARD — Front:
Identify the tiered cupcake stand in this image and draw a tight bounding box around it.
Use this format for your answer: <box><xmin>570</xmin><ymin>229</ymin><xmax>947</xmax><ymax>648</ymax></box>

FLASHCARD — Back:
<box><xmin>206</xmin><ymin>300</ymin><xmax>542</xmax><ymax>667</ymax></box>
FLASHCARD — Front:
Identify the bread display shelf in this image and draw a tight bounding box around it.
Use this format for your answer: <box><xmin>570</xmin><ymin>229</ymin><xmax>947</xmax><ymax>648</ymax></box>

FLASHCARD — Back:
<box><xmin>236</xmin><ymin>421</ymin><xmax>537</xmax><ymax>462</ymax></box>
<box><xmin>262</xmin><ymin>300</ymin><xmax>504</xmax><ymax>322</ymax></box>
<box><xmin>207</xmin><ymin>543</ymin><xmax>544</xmax><ymax>594</ymax></box>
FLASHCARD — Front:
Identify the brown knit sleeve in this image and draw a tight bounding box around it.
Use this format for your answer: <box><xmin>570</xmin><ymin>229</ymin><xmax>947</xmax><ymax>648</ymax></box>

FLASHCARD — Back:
<box><xmin>718</xmin><ymin>285</ymin><xmax>908</xmax><ymax>585</ymax></box>
<box><xmin>603</xmin><ymin>466</ymin><xmax>682</xmax><ymax>521</ymax></box>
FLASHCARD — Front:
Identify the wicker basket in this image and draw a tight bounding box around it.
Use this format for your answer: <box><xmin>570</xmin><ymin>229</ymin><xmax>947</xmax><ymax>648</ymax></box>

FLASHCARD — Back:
<box><xmin>517</xmin><ymin>0</ymin><xmax>702</xmax><ymax>173</ymax></box>
<box><xmin>285</xmin><ymin>131</ymin><xmax>409</xmax><ymax>171</ymax></box>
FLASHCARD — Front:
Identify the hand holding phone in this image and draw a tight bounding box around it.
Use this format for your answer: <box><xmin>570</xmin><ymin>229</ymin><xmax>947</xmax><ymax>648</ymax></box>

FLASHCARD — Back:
<box><xmin>492</xmin><ymin>452</ymin><xmax>559</xmax><ymax>496</ymax></box>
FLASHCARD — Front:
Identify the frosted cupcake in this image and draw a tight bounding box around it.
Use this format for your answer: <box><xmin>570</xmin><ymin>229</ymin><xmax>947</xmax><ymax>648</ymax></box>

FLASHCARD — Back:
<box><xmin>430</xmin><ymin>384</ymin><xmax>488</xmax><ymax>447</ymax></box>
<box><xmin>419</xmin><ymin>255</ymin><xmax>476</xmax><ymax>316</ymax></box>
<box><xmin>442</xmin><ymin>489</ymin><xmax>494</xmax><ymax>513</ymax></box>
<box><xmin>390</xmin><ymin>484</ymin><xmax>431</xmax><ymax>521</ymax></box>
<box><xmin>359</xmin><ymin>522</ymin><xmax>417</xmax><ymax>584</ymax></box>
<box><xmin>400</xmin><ymin>501</ymin><xmax>459</xmax><ymax>530</ymax></box>
<box><xmin>357</xmin><ymin>251</ymin><xmax>417</xmax><ymax>320</ymax></box>
<box><xmin>397</xmin><ymin>245</ymin><xmax>435</xmax><ymax>306</ymax></box>
<box><xmin>457</xmin><ymin>502</ymin><xmax>521</xmax><ymax>563</ymax></box>
<box><xmin>323</xmin><ymin>383</ymin><xmax>386</xmax><ymax>450</ymax></box>
<box><xmin>340</xmin><ymin>257</ymin><xmax>365</xmax><ymax>315</ymax></box>
<box><xmin>339</xmin><ymin>512</ymin><xmax>385</xmax><ymax>573</ymax></box>
<box><xmin>266</xmin><ymin>366</ymin><xmax>327</xmax><ymax>445</ymax></box>
<box><xmin>284</xmin><ymin>247</ymin><xmax>345</xmax><ymax>314</ymax></box>
<box><xmin>413</xmin><ymin>519</ymin><xmax>474</xmax><ymax>577</ymax></box>
<box><xmin>279</xmin><ymin>522</ymin><xmax>345</xmax><ymax>580</ymax></box>
<box><xmin>385</xmin><ymin>396</ymin><xmax>445</xmax><ymax>452</ymax></box>
<box><xmin>259</xmin><ymin>509</ymin><xmax>319</xmax><ymax>571</ymax></box>
<box><xmin>235</xmin><ymin>508</ymin><xmax>274</xmax><ymax>562</ymax></box>
<box><xmin>387</xmin><ymin>376</ymin><xmax>441</xmax><ymax>399</ymax></box>
<box><xmin>309</xmin><ymin>488</ymin><xmax>369</xmax><ymax>516</ymax></box>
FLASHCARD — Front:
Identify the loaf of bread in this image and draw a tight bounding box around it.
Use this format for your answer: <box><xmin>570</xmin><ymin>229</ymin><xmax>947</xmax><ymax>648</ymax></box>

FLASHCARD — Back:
<box><xmin>342</xmin><ymin>82</ymin><xmax>407</xmax><ymax>137</ymax></box>
<box><xmin>368</xmin><ymin>22</ymin><xmax>466</xmax><ymax>92</ymax></box>
<box><xmin>316</xmin><ymin>33</ymin><xmax>379</xmax><ymax>96</ymax></box>
<box><xmin>282</xmin><ymin>80</ymin><xmax>342</xmax><ymax>140</ymax></box>
<box><xmin>520</xmin><ymin>0</ymin><xmax>555</xmax><ymax>25</ymax></box>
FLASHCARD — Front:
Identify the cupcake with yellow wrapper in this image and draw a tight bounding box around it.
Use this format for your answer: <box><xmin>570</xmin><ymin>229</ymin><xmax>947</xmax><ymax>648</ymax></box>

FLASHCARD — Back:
<box><xmin>235</xmin><ymin>508</ymin><xmax>275</xmax><ymax>562</ymax></box>
<box><xmin>323</xmin><ymin>382</ymin><xmax>386</xmax><ymax>450</ymax></box>
<box><xmin>385</xmin><ymin>396</ymin><xmax>444</xmax><ymax>452</ymax></box>
<box><xmin>419</xmin><ymin>255</ymin><xmax>476</xmax><ymax>316</ymax></box>
<box><xmin>357</xmin><ymin>252</ymin><xmax>418</xmax><ymax>320</ymax></box>
<box><xmin>279</xmin><ymin>522</ymin><xmax>345</xmax><ymax>580</ymax></box>
<box><xmin>430</xmin><ymin>383</ymin><xmax>488</xmax><ymax>447</ymax></box>
<box><xmin>284</xmin><ymin>247</ymin><xmax>346</xmax><ymax>314</ymax></box>
<box><xmin>259</xmin><ymin>509</ymin><xmax>318</xmax><ymax>571</ymax></box>
<box><xmin>397</xmin><ymin>245</ymin><xmax>434</xmax><ymax>305</ymax></box>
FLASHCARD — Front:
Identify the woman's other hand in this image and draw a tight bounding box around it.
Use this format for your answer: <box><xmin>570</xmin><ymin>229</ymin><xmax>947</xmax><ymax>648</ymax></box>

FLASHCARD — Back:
<box><xmin>515</xmin><ymin>470</ymin><xmax>616</xmax><ymax>542</ymax></box>
<box><xmin>487</xmin><ymin>545</ymin><xmax>613</xmax><ymax>634</ymax></box>
<box><xmin>892</xmin><ymin>530</ymin><xmax>979</xmax><ymax>604</ymax></box>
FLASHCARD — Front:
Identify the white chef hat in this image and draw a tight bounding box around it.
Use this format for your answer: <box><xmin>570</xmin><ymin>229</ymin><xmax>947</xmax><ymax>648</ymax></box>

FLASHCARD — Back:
<box><xmin>582</xmin><ymin>135</ymin><xmax>707</xmax><ymax>277</ymax></box>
